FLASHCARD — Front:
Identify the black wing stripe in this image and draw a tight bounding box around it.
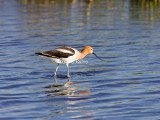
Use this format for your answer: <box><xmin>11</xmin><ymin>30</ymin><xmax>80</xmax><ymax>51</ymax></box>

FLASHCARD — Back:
<box><xmin>35</xmin><ymin>52</ymin><xmax>56</xmax><ymax>58</ymax></box>
<box><xmin>35</xmin><ymin>50</ymin><xmax>74</xmax><ymax>58</ymax></box>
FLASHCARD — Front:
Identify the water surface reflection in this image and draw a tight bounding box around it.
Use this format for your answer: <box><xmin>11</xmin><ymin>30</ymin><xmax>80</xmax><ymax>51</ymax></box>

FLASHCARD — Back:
<box><xmin>43</xmin><ymin>81</ymin><xmax>91</xmax><ymax>119</ymax></box>
<box><xmin>1</xmin><ymin>0</ymin><xmax>160</xmax><ymax>120</ymax></box>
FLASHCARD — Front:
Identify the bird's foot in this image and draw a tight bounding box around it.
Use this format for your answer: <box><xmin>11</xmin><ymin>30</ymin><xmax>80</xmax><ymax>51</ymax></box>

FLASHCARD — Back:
<box><xmin>67</xmin><ymin>74</ymin><xmax>70</xmax><ymax>78</ymax></box>
<box><xmin>54</xmin><ymin>74</ymin><xmax>57</xmax><ymax>83</ymax></box>
<box><xmin>67</xmin><ymin>75</ymin><xmax>71</xmax><ymax>81</ymax></box>
<box><xmin>54</xmin><ymin>72</ymin><xmax>57</xmax><ymax>77</ymax></box>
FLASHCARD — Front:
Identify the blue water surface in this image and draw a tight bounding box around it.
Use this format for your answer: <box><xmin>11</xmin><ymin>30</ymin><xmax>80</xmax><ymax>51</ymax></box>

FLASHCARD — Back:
<box><xmin>0</xmin><ymin>0</ymin><xmax>160</xmax><ymax>120</ymax></box>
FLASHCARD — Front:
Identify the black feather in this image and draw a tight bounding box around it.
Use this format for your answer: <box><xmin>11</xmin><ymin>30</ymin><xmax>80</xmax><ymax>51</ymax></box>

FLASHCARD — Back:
<box><xmin>35</xmin><ymin>52</ymin><xmax>42</xmax><ymax>55</ymax></box>
<box><xmin>35</xmin><ymin>52</ymin><xmax>54</xmax><ymax>58</ymax></box>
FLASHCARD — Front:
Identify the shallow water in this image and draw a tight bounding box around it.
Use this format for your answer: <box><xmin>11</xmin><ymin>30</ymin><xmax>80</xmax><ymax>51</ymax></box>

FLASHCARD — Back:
<box><xmin>0</xmin><ymin>0</ymin><xmax>160</xmax><ymax>120</ymax></box>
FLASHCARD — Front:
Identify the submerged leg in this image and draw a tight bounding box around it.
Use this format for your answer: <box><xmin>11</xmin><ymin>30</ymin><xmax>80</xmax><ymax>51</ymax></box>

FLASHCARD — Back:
<box><xmin>54</xmin><ymin>64</ymin><xmax>60</xmax><ymax>78</ymax></box>
<box><xmin>66</xmin><ymin>64</ymin><xmax>70</xmax><ymax>78</ymax></box>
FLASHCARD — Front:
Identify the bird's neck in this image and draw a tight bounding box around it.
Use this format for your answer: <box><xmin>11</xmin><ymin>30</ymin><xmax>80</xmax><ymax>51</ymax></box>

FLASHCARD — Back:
<box><xmin>77</xmin><ymin>50</ymin><xmax>88</xmax><ymax>60</ymax></box>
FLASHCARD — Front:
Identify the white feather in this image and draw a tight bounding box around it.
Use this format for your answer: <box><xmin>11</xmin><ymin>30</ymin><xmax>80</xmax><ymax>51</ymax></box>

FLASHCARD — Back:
<box><xmin>55</xmin><ymin>49</ymin><xmax>74</xmax><ymax>54</ymax></box>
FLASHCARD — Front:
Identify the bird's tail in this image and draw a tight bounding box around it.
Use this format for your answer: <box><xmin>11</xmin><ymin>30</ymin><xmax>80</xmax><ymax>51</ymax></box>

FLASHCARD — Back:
<box><xmin>35</xmin><ymin>52</ymin><xmax>53</xmax><ymax>58</ymax></box>
<box><xmin>35</xmin><ymin>52</ymin><xmax>43</xmax><ymax>55</ymax></box>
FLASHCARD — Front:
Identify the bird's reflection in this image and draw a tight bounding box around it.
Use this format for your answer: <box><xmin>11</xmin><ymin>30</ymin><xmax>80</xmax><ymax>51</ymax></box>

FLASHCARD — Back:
<box><xmin>44</xmin><ymin>78</ymin><xmax>90</xmax><ymax>96</ymax></box>
<box><xmin>43</xmin><ymin>78</ymin><xmax>91</xmax><ymax>119</ymax></box>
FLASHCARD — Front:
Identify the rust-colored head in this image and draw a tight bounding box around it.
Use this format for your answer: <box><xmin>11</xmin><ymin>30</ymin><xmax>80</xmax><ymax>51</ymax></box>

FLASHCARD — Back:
<box><xmin>81</xmin><ymin>46</ymin><xmax>104</xmax><ymax>61</ymax></box>
<box><xmin>81</xmin><ymin>46</ymin><xmax>93</xmax><ymax>54</ymax></box>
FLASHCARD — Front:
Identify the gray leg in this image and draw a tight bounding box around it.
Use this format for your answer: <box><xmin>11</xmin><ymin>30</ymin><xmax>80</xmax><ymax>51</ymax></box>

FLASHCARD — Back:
<box><xmin>66</xmin><ymin>64</ymin><xmax>70</xmax><ymax>78</ymax></box>
<box><xmin>54</xmin><ymin>64</ymin><xmax>60</xmax><ymax>77</ymax></box>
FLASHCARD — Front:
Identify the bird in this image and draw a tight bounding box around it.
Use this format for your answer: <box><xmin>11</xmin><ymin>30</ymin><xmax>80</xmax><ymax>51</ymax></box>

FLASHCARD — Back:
<box><xmin>35</xmin><ymin>46</ymin><xmax>104</xmax><ymax>78</ymax></box>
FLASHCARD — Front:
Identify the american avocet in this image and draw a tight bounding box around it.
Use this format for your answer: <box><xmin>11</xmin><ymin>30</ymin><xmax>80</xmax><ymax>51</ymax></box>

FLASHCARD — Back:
<box><xmin>35</xmin><ymin>46</ymin><xmax>103</xmax><ymax>78</ymax></box>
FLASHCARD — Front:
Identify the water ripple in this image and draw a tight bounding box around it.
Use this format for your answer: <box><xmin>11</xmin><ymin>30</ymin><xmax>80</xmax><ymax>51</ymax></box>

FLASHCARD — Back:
<box><xmin>0</xmin><ymin>0</ymin><xmax>160</xmax><ymax>120</ymax></box>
